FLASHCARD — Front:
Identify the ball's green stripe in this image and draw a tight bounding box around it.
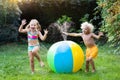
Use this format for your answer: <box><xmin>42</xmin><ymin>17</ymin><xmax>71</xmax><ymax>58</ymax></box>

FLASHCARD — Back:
<box><xmin>47</xmin><ymin>42</ymin><xmax>60</xmax><ymax>72</ymax></box>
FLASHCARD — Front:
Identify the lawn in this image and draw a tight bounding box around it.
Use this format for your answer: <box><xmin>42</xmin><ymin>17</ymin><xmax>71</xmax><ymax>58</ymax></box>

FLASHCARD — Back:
<box><xmin>0</xmin><ymin>42</ymin><xmax>120</xmax><ymax>80</ymax></box>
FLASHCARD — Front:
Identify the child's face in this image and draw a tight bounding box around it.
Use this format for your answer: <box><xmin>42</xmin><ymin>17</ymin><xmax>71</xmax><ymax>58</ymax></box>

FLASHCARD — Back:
<box><xmin>82</xmin><ymin>26</ymin><xmax>90</xmax><ymax>34</ymax></box>
<box><xmin>30</xmin><ymin>22</ymin><xmax>37</xmax><ymax>30</ymax></box>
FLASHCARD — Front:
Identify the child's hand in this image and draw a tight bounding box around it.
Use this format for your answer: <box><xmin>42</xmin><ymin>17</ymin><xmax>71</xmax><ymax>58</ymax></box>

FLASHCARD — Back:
<box><xmin>44</xmin><ymin>29</ymin><xmax>48</xmax><ymax>35</ymax></box>
<box><xmin>21</xmin><ymin>19</ymin><xmax>27</xmax><ymax>26</ymax></box>
<box><xmin>62</xmin><ymin>32</ymin><xmax>68</xmax><ymax>35</ymax></box>
<box><xmin>99</xmin><ymin>32</ymin><xmax>103</xmax><ymax>36</ymax></box>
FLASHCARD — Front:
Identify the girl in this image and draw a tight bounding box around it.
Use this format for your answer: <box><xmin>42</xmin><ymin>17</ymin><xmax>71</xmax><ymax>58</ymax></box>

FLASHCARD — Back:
<box><xmin>19</xmin><ymin>19</ymin><xmax>48</xmax><ymax>74</ymax></box>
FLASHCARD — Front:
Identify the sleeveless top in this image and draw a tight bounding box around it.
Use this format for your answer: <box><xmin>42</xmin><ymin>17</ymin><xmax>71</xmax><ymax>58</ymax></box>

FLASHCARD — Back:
<box><xmin>27</xmin><ymin>31</ymin><xmax>39</xmax><ymax>46</ymax></box>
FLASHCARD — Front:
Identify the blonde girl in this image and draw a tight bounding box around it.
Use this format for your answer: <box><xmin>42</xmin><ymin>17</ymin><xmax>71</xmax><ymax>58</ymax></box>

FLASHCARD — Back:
<box><xmin>19</xmin><ymin>19</ymin><xmax>48</xmax><ymax>74</ymax></box>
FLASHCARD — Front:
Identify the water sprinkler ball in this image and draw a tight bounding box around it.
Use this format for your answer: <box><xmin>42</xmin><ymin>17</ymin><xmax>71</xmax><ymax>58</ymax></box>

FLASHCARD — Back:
<box><xmin>47</xmin><ymin>41</ymin><xmax>84</xmax><ymax>73</ymax></box>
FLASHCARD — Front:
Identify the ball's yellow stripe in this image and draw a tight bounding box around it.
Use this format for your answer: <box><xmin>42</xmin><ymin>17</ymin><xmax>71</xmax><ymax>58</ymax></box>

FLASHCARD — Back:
<box><xmin>68</xmin><ymin>41</ymin><xmax>84</xmax><ymax>72</ymax></box>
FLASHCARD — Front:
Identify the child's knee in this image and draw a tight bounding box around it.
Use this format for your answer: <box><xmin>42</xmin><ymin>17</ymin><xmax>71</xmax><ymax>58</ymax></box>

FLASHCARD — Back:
<box><xmin>30</xmin><ymin>57</ymin><xmax>34</xmax><ymax>63</ymax></box>
<box><xmin>32</xmin><ymin>51</ymin><xmax>37</xmax><ymax>54</ymax></box>
<box><xmin>29</xmin><ymin>54</ymin><xmax>34</xmax><ymax>61</ymax></box>
<box><xmin>89</xmin><ymin>56</ymin><xmax>93</xmax><ymax>60</ymax></box>
<box><xmin>86</xmin><ymin>58</ymin><xmax>90</xmax><ymax>61</ymax></box>
<box><xmin>86</xmin><ymin>56</ymin><xmax>93</xmax><ymax>61</ymax></box>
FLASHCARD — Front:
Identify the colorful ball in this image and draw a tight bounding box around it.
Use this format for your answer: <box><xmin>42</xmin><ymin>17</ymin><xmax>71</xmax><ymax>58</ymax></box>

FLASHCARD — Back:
<box><xmin>47</xmin><ymin>41</ymin><xmax>84</xmax><ymax>73</ymax></box>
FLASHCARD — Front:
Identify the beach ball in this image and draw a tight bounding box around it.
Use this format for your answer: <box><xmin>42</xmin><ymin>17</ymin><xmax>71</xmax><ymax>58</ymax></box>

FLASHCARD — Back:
<box><xmin>47</xmin><ymin>41</ymin><xmax>84</xmax><ymax>73</ymax></box>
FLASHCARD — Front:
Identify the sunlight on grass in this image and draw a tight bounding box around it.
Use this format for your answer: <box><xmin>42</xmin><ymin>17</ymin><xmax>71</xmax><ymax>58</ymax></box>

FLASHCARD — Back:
<box><xmin>0</xmin><ymin>43</ymin><xmax>120</xmax><ymax>80</ymax></box>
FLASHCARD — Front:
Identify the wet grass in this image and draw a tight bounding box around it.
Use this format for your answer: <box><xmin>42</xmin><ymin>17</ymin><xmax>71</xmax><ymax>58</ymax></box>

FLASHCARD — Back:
<box><xmin>0</xmin><ymin>42</ymin><xmax>120</xmax><ymax>80</ymax></box>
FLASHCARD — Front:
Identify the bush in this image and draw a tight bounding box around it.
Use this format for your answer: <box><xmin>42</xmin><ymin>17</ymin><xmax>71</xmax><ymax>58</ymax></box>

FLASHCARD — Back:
<box><xmin>0</xmin><ymin>24</ymin><xmax>18</xmax><ymax>44</ymax></box>
<box><xmin>97</xmin><ymin>0</ymin><xmax>120</xmax><ymax>54</ymax></box>
<box><xmin>0</xmin><ymin>0</ymin><xmax>21</xmax><ymax>44</ymax></box>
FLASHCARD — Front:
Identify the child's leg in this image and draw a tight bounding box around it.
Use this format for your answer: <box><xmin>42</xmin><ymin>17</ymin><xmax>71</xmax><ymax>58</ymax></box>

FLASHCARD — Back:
<box><xmin>28</xmin><ymin>51</ymin><xmax>35</xmax><ymax>73</ymax></box>
<box><xmin>89</xmin><ymin>57</ymin><xmax>96</xmax><ymax>72</ymax></box>
<box><xmin>32</xmin><ymin>46</ymin><xmax>44</xmax><ymax>67</ymax></box>
<box><xmin>85</xmin><ymin>58</ymin><xmax>90</xmax><ymax>72</ymax></box>
<box><xmin>35</xmin><ymin>53</ymin><xmax>45</xmax><ymax>67</ymax></box>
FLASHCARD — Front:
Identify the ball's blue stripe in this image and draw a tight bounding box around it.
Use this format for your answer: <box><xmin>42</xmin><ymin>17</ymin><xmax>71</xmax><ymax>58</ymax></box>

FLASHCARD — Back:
<box><xmin>54</xmin><ymin>41</ymin><xmax>73</xmax><ymax>73</ymax></box>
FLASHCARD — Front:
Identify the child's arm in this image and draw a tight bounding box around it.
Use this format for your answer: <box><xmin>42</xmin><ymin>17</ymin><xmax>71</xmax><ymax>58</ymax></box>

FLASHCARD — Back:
<box><xmin>92</xmin><ymin>32</ymin><xmax>103</xmax><ymax>39</ymax></box>
<box><xmin>63</xmin><ymin>32</ymin><xmax>82</xmax><ymax>37</ymax></box>
<box><xmin>18</xmin><ymin>19</ymin><xmax>28</xmax><ymax>33</ymax></box>
<box><xmin>38</xmin><ymin>29</ymin><xmax>48</xmax><ymax>41</ymax></box>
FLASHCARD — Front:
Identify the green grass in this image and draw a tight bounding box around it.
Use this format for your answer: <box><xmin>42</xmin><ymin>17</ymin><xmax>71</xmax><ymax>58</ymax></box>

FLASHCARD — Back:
<box><xmin>0</xmin><ymin>43</ymin><xmax>120</xmax><ymax>80</ymax></box>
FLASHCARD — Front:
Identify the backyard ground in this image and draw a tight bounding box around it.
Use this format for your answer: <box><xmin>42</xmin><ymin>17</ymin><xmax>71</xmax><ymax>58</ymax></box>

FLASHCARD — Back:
<box><xmin>0</xmin><ymin>42</ymin><xmax>119</xmax><ymax>80</ymax></box>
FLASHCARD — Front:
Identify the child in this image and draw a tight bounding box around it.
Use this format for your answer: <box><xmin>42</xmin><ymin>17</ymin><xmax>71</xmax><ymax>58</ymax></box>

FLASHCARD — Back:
<box><xmin>18</xmin><ymin>19</ymin><xmax>48</xmax><ymax>74</ymax></box>
<box><xmin>63</xmin><ymin>22</ymin><xmax>103</xmax><ymax>72</ymax></box>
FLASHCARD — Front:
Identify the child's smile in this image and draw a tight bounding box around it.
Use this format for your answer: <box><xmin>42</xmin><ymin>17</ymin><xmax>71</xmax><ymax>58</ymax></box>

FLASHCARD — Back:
<box><xmin>83</xmin><ymin>27</ymin><xmax>90</xmax><ymax>34</ymax></box>
<box><xmin>30</xmin><ymin>23</ymin><xmax>37</xmax><ymax>30</ymax></box>
<box><xmin>31</xmin><ymin>27</ymin><xmax>35</xmax><ymax>30</ymax></box>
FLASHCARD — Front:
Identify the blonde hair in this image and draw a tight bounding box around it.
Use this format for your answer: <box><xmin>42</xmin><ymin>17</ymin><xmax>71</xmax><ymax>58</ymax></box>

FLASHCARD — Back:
<box><xmin>26</xmin><ymin>19</ymin><xmax>41</xmax><ymax>31</ymax></box>
<box><xmin>81</xmin><ymin>22</ymin><xmax>94</xmax><ymax>32</ymax></box>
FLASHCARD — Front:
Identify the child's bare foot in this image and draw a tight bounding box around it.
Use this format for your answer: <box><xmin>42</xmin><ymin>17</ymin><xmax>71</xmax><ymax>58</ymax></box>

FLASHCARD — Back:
<box><xmin>85</xmin><ymin>70</ymin><xmax>89</xmax><ymax>72</ymax></box>
<box><xmin>31</xmin><ymin>72</ymin><xmax>34</xmax><ymax>75</ymax></box>
<box><xmin>92</xmin><ymin>69</ymin><xmax>96</xmax><ymax>73</ymax></box>
<box><xmin>40</xmin><ymin>61</ymin><xmax>45</xmax><ymax>67</ymax></box>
